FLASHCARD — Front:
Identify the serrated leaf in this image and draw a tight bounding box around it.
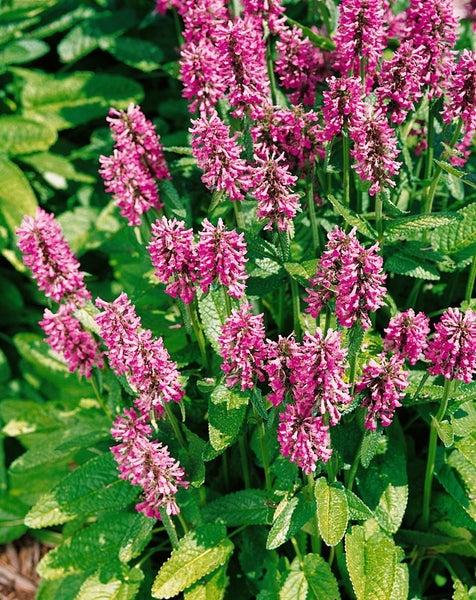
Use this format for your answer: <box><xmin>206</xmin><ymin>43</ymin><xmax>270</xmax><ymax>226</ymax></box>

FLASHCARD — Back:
<box><xmin>315</xmin><ymin>478</ymin><xmax>349</xmax><ymax>546</ymax></box>
<box><xmin>101</xmin><ymin>36</ymin><xmax>165</xmax><ymax>72</ymax></box>
<box><xmin>202</xmin><ymin>490</ymin><xmax>271</xmax><ymax>526</ymax></box>
<box><xmin>455</xmin><ymin>431</ymin><xmax>476</xmax><ymax>468</ymax></box>
<box><xmin>197</xmin><ymin>289</ymin><xmax>228</xmax><ymax>353</ymax></box>
<box><xmin>345</xmin><ymin>523</ymin><xmax>406</xmax><ymax>600</ymax></box>
<box><xmin>285</xmin><ymin>260</ymin><xmax>318</xmax><ymax>286</ymax></box>
<box><xmin>327</xmin><ymin>195</ymin><xmax>377</xmax><ymax>240</ymax></box>
<box><xmin>433</xmin><ymin>417</ymin><xmax>454</xmax><ymax>448</ymax></box>
<box><xmin>25</xmin><ymin>453</ymin><xmax>138</xmax><ymax>528</ymax></box>
<box><xmin>360</xmin><ymin>428</ymin><xmax>382</xmax><ymax>469</ymax></box>
<box><xmin>386</xmin><ymin>213</ymin><xmax>461</xmax><ymax>239</ymax></box>
<box><xmin>431</xmin><ymin>202</ymin><xmax>476</xmax><ymax>255</ymax></box>
<box><xmin>358</xmin><ymin>422</ymin><xmax>408</xmax><ymax>533</ymax></box>
<box><xmin>0</xmin><ymin>156</ymin><xmax>37</xmax><ymax>232</ymax></box>
<box><xmin>385</xmin><ymin>249</ymin><xmax>440</xmax><ymax>280</ymax></box>
<box><xmin>280</xmin><ymin>553</ymin><xmax>340</xmax><ymax>600</ymax></box>
<box><xmin>38</xmin><ymin>513</ymin><xmax>145</xmax><ymax>580</ymax></box>
<box><xmin>184</xmin><ymin>565</ymin><xmax>228</xmax><ymax>600</ymax></box>
<box><xmin>13</xmin><ymin>68</ymin><xmax>143</xmax><ymax>130</ymax></box>
<box><xmin>435</xmin><ymin>446</ymin><xmax>476</xmax><ymax>522</ymax></box>
<box><xmin>267</xmin><ymin>492</ymin><xmax>316</xmax><ymax>550</ymax></box>
<box><xmin>279</xmin><ymin>557</ymin><xmax>308</xmax><ymax>600</ymax></box>
<box><xmin>75</xmin><ymin>566</ymin><xmax>144</xmax><ymax>600</ymax></box>
<box><xmin>345</xmin><ymin>490</ymin><xmax>374</xmax><ymax>521</ymax></box>
<box><xmin>208</xmin><ymin>385</ymin><xmax>248</xmax><ymax>454</ymax></box>
<box><xmin>152</xmin><ymin>524</ymin><xmax>233</xmax><ymax>599</ymax></box>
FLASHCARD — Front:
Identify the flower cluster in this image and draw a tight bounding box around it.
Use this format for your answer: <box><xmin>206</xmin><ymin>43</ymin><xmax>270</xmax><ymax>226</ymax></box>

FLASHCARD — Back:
<box><xmin>384</xmin><ymin>309</ymin><xmax>430</xmax><ymax>365</ymax></box>
<box><xmin>99</xmin><ymin>104</ymin><xmax>170</xmax><ymax>226</ymax></box>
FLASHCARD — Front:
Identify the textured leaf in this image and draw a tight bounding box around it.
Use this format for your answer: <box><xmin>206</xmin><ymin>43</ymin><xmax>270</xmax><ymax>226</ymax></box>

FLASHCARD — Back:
<box><xmin>360</xmin><ymin>428</ymin><xmax>382</xmax><ymax>469</ymax></box>
<box><xmin>435</xmin><ymin>447</ymin><xmax>476</xmax><ymax>522</ymax></box>
<box><xmin>358</xmin><ymin>422</ymin><xmax>408</xmax><ymax>533</ymax></box>
<box><xmin>101</xmin><ymin>36</ymin><xmax>165</xmax><ymax>72</ymax></box>
<box><xmin>302</xmin><ymin>554</ymin><xmax>341</xmax><ymax>600</ymax></box>
<box><xmin>207</xmin><ymin>385</ymin><xmax>249</xmax><ymax>454</ymax></box>
<box><xmin>455</xmin><ymin>431</ymin><xmax>476</xmax><ymax>468</ymax></box>
<box><xmin>14</xmin><ymin>68</ymin><xmax>143</xmax><ymax>130</ymax></box>
<box><xmin>431</xmin><ymin>202</ymin><xmax>476</xmax><ymax>255</ymax></box>
<box><xmin>314</xmin><ymin>478</ymin><xmax>349</xmax><ymax>546</ymax></box>
<box><xmin>386</xmin><ymin>213</ymin><xmax>461</xmax><ymax>239</ymax></box>
<box><xmin>345</xmin><ymin>489</ymin><xmax>374</xmax><ymax>521</ymax></box>
<box><xmin>385</xmin><ymin>249</ymin><xmax>440</xmax><ymax>280</ymax></box>
<box><xmin>183</xmin><ymin>565</ymin><xmax>228</xmax><ymax>600</ymax></box>
<box><xmin>75</xmin><ymin>566</ymin><xmax>144</xmax><ymax>600</ymax></box>
<box><xmin>451</xmin><ymin>399</ymin><xmax>476</xmax><ymax>437</ymax></box>
<box><xmin>202</xmin><ymin>490</ymin><xmax>272</xmax><ymax>526</ymax></box>
<box><xmin>25</xmin><ymin>453</ymin><xmax>138</xmax><ymax>528</ymax></box>
<box><xmin>327</xmin><ymin>195</ymin><xmax>377</xmax><ymax>240</ymax></box>
<box><xmin>0</xmin><ymin>115</ymin><xmax>57</xmax><ymax>155</ymax></box>
<box><xmin>0</xmin><ymin>495</ymin><xmax>29</xmax><ymax>543</ymax></box>
<box><xmin>0</xmin><ymin>156</ymin><xmax>37</xmax><ymax>232</ymax></box>
<box><xmin>346</xmin><ymin>522</ymin><xmax>407</xmax><ymax>600</ymax></box>
<box><xmin>284</xmin><ymin>260</ymin><xmax>318</xmax><ymax>286</ymax></box>
<box><xmin>197</xmin><ymin>289</ymin><xmax>228</xmax><ymax>353</ymax></box>
<box><xmin>152</xmin><ymin>524</ymin><xmax>233</xmax><ymax>599</ymax></box>
<box><xmin>279</xmin><ymin>557</ymin><xmax>308</xmax><ymax>600</ymax></box>
<box><xmin>267</xmin><ymin>492</ymin><xmax>316</xmax><ymax>550</ymax></box>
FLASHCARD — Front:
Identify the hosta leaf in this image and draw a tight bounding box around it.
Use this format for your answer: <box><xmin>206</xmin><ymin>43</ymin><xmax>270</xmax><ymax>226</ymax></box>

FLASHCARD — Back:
<box><xmin>207</xmin><ymin>385</ymin><xmax>249</xmax><ymax>455</ymax></box>
<box><xmin>0</xmin><ymin>156</ymin><xmax>37</xmax><ymax>232</ymax></box>
<box><xmin>13</xmin><ymin>67</ymin><xmax>143</xmax><ymax>130</ymax></box>
<box><xmin>75</xmin><ymin>566</ymin><xmax>144</xmax><ymax>600</ymax></box>
<box><xmin>152</xmin><ymin>524</ymin><xmax>233</xmax><ymax>599</ymax></box>
<box><xmin>357</xmin><ymin>422</ymin><xmax>408</xmax><ymax>533</ymax></box>
<box><xmin>101</xmin><ymin>36</ymin><xmax>165</xmax><ymax>72</ymax></box>
<box><xmin>202</xmin><ymin>489</ymin><xmax>272</xmax><ymax>526</ymax></box>
<box><xmin>346</xmin><ymin>522</ymin><xmax>408</xmax><ymax>600</ymax></box>
<box><xmin>25</xmin><ymin>453</ymin><xmax>138</xmax><ymax>528</ymax></box>
<box><xmin>267</xmin><ymin>492</ymin><xmax>316</xmax><ymax>550</ymax></box>
<box><xmin>38</xmin><ymin>512</ymin><xmax>147</xmax><ymax>580</ymax></box>
<box><xmin>1</xmin><ymin>39</ymin><xmax>49</xmax><ymax>65</ymax></box>
<box><xmin>314</xmin><ymin>478</ymin><xmax>349</xmax><ymax>546</ymax></box>
<box><xmin>183</xmin><ymin>565</ymin><xmax>229</xmax><ymax>600</ymax></box>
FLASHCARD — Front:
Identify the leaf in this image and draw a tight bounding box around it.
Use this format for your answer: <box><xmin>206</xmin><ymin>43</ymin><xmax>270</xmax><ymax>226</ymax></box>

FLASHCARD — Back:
<box><xmin>285</xmin><ymin>260</ymin><xmax>318</xmax><ymax>286</ymax></box>
<box><xmin>1</xmin><ymin>38</ymin><xmax>49</xmax><ymax>65</ymax></box>
<box><xmin>279</xmin><ymin>556</ymin><xmax>308</xmax><ymax>600</ymax></box>
<box><xmin>152</xmin><ymin>524</ymin><xmax>234</xmax><ymax>599</ymax></box>
<box><xmin>435</xmin><ymin>447</ymin><xmax>476</xmax><ymax>522</ymax></box>
<box><xmin>451</xmin><ymin>400</ymin><xmax>476</xmax><ymax>438</ymax></box>
<box><xmin>207</xmin><ymin>385</ymin><xmax>249</xmax><ymax>455</ymax></box>
<box><xmin>280</xmin><ymin>554</ymin><xmax>341</xmax><ymax>600</ymax></box>
<box><xmin>0</xmin><ymin>156</ymin><xmax>37</xmax><ymax>232</ymax></box>
<box><xmin>385</xmin><ymin>243</ymin><xmax>441</xmax><ymax>280</ymax></box>
<box><xmin>327</xmin><ymin>195</ymin><xmax>377</xmax><ymax>240</ymax></box>
<box><xmin>431</xmin><ymin>202</ymin><xmax>476</xmax><ymax>255</ymax></box>
<box><xmin>75</xmin><ymin>566</ymin><xmax>144</xmax><ymax>600</ymax></box>
<box><xmin>267</xmin><ymin>492</ymin><xmax>316</xmax><ymax>550</ymax></box>
<box><xmin>345</xmin><ymin>522</ymin><xmax>408</xmax><ymax>600</ymax></box>
<box><xmin>25</xmin><ymin>453</ymin><xmax>138</xmax><ymax>528</ymax></box>
<box><xmin>20</xmin><ymin>152</ymin><xmax>94</xmax><ymax>186</ymax></box>
<box><xmin>0</xmin><ymin>115</ymin><xmax>57</xmax><ymax>155</ymax></box>
<box><xmin>357</xmin><ymin>422</ymin><xmax>408</xmax><ymax>533</ymax></box>
<box><xmin>197</xmin><ymin>289</ymin><xmax>228</xmax><ymax>353</ymax></box>
<box><xmin>285</xmin><ymin>17</ymin><xmax>335</xmax><ymax>51</ymax></box>
<box><xmin>183</xmin><ymin>565</ymin><xmax>229</xmax><ymax>600</ymax></box>
<box><xmin>360</xmin><ymin>428</ymin><xmax>382</xmax><ymax>469</ymax></box>
<box><xmin>202</xmin><ymin>490</ymin><xmax>272</xmax><ymax>526</ymax></box>
<box><xmin>0</xmin><ymin>495</ymin><xmax>29</xmax><ymax>544</ymax></box>
<box><xmin>314</xmin><ymin>478</ymin><xmax>349</xmax><ymax>546</ymax></box>
<box><xmin>433</xmin><ymin>417</ymin><xmax>454</xmax><ymax>448</ymax></box>
<box><xmin>345</xmin><ymin>489</ymin><xmax>374</xmax><ymax>521</ymax></box>
<box><xmin>13</xmin><ymin>67</ymin><xmax>144</xmax><ymax>130</ymax></box>
<box><xmin>101</xmin><ymin>36</ymin><xmax>165</xmax><ymax>72</ymax></box>
<box><xmin>386</xmin><ymin>213</ymin><xmax>461</xmax><ymax>239</ymax></box>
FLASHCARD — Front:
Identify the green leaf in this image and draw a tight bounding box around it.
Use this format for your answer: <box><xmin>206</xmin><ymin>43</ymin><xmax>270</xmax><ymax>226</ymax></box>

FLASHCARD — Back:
<box><xmin>279</xmin><ymin>556</ymin><xmax>309</xmax><ymax>600</ymax></box>
<box><xmin>344</xmin><ymin>489</ymin><xmax>374</xmax><ymax>521</ymax></box>
<box><xmin>358</xmin><ymin>422</ymin><xmax>408</xmax><ymax>533</ymax></box>
<box><xmin>38</xmin><ymin>512</ymin><xmax>147</xmax><ymax>580</ymax></box>
<box><xmin>285</xmin><ymin>17</ymin><xmax>335</xmax><ymax>50</ymax></box>
<box><xmin>13</xmin><ymin>67</ymin><xmax>144</xmax><ymax>130</ymax></box>
<box><xmin>20</xmin><ymin>152</ymin><xmax>94</xmax><ymax>187</ymax></box>
<box><xmin>267</xmin><ymin>492</ymin><xmax>316</xmax><ymax>550</ymax></box>
<box><xmin>433</xmin><ymin>417</ymin><xmax>454</xmax><ymax>448</ymax></box>
<box><xmin>207</xmin><ymin>385</ymin><xmax>249</xmax><ymax>455</ymax></box>
<box><xmin>0</xmin><ymin>156</ymin><xmax>37</xmax><ymax>232</ymax></box>
<box><xmin>360</xmin><ymin>428</ymin><xmax>382</xmax><ymax>469</ymax></box>
<box><xmin>101</xmin><ymin>36</ymin><xmax>165</xmax><ymax>72</ymax></box>
<box><xmin>0</xmin><ymin>115</ymin><xmax>57</xmax><ymax>155</ymax></box>
<box><xmin>197</xmin><ymin>289</ymin><xmax>228</xmax><ymax>353</ymax></box>
<box><xmin>386</xmin><ymin>213</ymin><xmax>461</xmax><ymax>239</ymax></box>
<box><xmin>279</xmin><ymin>554</ymin><xmax>341</xmax><ymax>600</ymax></box>
<box><xmin>1</xmin><ymin>38</ymin><xmax>49</xmax><ymax>65</ymax></box>
<box><xmin>184</xmin><ymin>565</ymin><xmax>229</xmax><ymax>600</ymax></box>
<box><xmin>0</xmin><ymin>495</ymin><xmax>29</xmax><ymax>543</ymax></box>
<box><xmin>451</xmin><ymin>399</ymin><xmax>476</xmax><ymax>438</ymax></box>
<box><xmin>152</xmin><ymin>524</ymin><xmax>234</xmax><ymax>599</ymax></box>
<box><xmin>385</xmin><ymin>243</ymin><xmax>441</xmax><ymax>280</ymax></box>
<box><xmin>346</xmin><ymin>522</ymin><xmax>408</xmax><ymax>600</ymax></box>
<box><xmin>431</xmin><ymin>202</ymin><xmax>476</xmax><ymax>255</ymax></box>
<box><xmin>284</xmin><ymin>260</ymin><xmax>318</xmax><ymax>286</ymax></box>
<box><xmin>25</xmin><ymin>453</ymin><xmax>138</xmax><ymax>528</ymax></box>
<box><xmin>327</xmin><ymin>195</ymin><xmax>377</xmax><ymax>240</ymax></box>
<box><xmin>76</xmin><ymin>567</ymin><xmax>144</xmax><ymax>600</ymax></box>
<box><xmin>452</xmin><ymin>577</ymin><xmax>476</xmax><ymax>600</ymax></box>
<box><xmin>202</xmin><ymin>490</ymin><xmax>272</xmax><ymax>526</ymax></box>
<box><xmin>435</xmin><ymin>446</ymin><xmax>476</xmax><ymax>522</ymax></box>
<box><xmin>314</xmin><ymin>478</ymin><xmax>349</xmax><ymax>546</ymax></box>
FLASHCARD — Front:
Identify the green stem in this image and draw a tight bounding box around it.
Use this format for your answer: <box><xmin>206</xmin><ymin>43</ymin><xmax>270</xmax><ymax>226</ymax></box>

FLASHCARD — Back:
<box><xmin>222</xmin><ymin>285</ymin><xmax>232</xmax><ymax>318</ymax></box>
<box><xmin>164</xmin><ymin>402</ymin><xmax>187</xmax><ymax>450</ymax></box>
<box><xmin>266</xmin><ymin>38</ymin><xmax>278</xmax><ymax>107</ymax></box>
<box><xmin>188</xmin><ymin>301</ymin><xmax>209</xmax><ymax>369</ymax></box>
<box><xmin>424</xmin><ymin>101</ymin><xmax>435</xmax><ymax>185</ymax></box>
<box><xmin>345</xmin><ymin>435</ymin><xmax>363</xmax><ymax>493</ymax></box>
<box><xmin>239</xmin><ymin>433</ymin><xmax>251</xmax><ymax>489</ymax></box>
<box><xmin>306</xmin><ymin>473</ymin><xmax>321</xmax><ymax>555</ymax></box>
<box><xmin>307</xmin><ymin>165</ymin><xmax>320</xmax><ymax>254</ymax></box>
<box><xmin>290</xmin><ymin>277</ymin><xmax>301</xmax><ymax>341</ymax></box>
<box><xmin>375</xmin><ymin>192</ymin><xmax>383</xmax><ymax>243</ymax></box>
<box><xmin>233</xmin><ymin>200</ymin><xmax>245</xmax><ymax>229</ymax></box>
<box><xmin>159</xmin><ymin>508</ymin><xmax>180</xmax><ymax>549</ymax></box>
<box><xmin>90</xmin><ymin>374</ymin><xmax>113</xmax><ymax>420</ymax></box>
<box><xmin>422</xmin><ymin>378</ymin><xmax>453</xmax><ymax>529</ymax></box>
<box><xmin>342</xmin><ymin>129</ymin><xmax>351</xmax><ymax>209</ymax></box>
<box><xmin>258</xmin><ymin>419</ymin><xmax>272</xmax><ymax>493</ymax></box>
<box><xmin>465</xmin><ymin>245</ymin><xmax>476</xmax><ymax>304</ymax></box>
<box><xmin>290</xmin><ymin>536</ymin><xmax>304</xmax><ymax>563</ymax></box>
<box><xmin>177</xmin><ymin>511</ymin><xmax>189</xmax><ymax>535</ymax></box>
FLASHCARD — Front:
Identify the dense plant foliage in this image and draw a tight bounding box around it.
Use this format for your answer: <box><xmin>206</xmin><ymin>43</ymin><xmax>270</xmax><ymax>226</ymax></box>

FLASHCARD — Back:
<box><xmin>0</xmin><ymin>0</ymin><xmax>475</xmax><ymax>598</ymax></box>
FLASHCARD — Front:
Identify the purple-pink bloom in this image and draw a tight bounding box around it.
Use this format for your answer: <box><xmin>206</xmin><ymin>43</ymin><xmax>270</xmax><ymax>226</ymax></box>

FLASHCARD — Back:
<box><xmin>356</xmin><ymin>352</ymin><xmax>409</xmax><ymax>430</ymax></box>
<box><xmin>349</xmin><ymin>106</ymin><xmax>402</xmax><ymax>195</ymax></box>
<box><xmin>263</xmin><ymin>334</ymin><xmax>300</xmax><ymax>406</ymax></box>
<box><xmin>277</xmin><ymin>399</ymin><xmax>332</xmax><ymax>474</ymax></box>
<box><xmin>111</xmin><ymin>408</ymin><xmax>189</xmax><ymax>519</ymax></box>
<box><xmin>319</xmin><ymin>76</ymin><xmax>366</xmax><ymax>142</ymax></box>
<box><xmin>148</xmin><ymin>217</ymin><xmax>199</xmax><ymax>305</ymax></box>
<box><xmin>218</xmin><ymin>303</ymin><xmax>267</xmax><ymax>390</ymax></box>
<box><xmin>384</xmin><ymin>309</ymin><xmax>430</xmax><ymax>365</ymax></box>
<box><xmin>241</xmin><ymin>0</ymin><xmax>286</xmax><ymax>34</ymax></box>
<box><xmin>99</xmin><ymin>104</ymin><xmax>170</xmax><ymax>226</ymax></box>
<box><xmin>40</xmin><ymin>304</ymin><xmax>103</xmax><ymax>378</ymax></box>
<box><xmin>196</xmin><ymin>218</ymin><xmax>248</xmax><ymax>298</ymax></box>
<box><xmin>250</xmin><ymin>143</ymin><xmax>301</xmax><ymax>231</ymax></box>
<box><xmin>190</xmin><ymin>109</ymin><xmax>251</xmax><ymax>201</ymax></box>
<box><xmin>425</xmin><ymin>307</ymin><xmax>476</xmax><ymax>383</ymax></box>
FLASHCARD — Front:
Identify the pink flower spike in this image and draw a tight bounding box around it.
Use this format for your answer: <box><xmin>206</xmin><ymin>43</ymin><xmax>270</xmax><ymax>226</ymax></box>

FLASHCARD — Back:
<box><xmin>425</xmin><ymin>307</ymin><xmax>476</xmax><ymax>383</ymax></box>
<box><xmin>384</xmin><ymin>309</ymin><xmax>430</xmax><ymax>365</ymax></box>
<box><xmin>218</xmin><ymin>303</ymin><xmax>267</xmax><ymax>390</ymax></box>
<box><xmin>40</xmin><ymin>304</ymin><xmax>103</xmax><ymax>377</ymax></box>
<box><xmin>148</xmin><ymin>217</ymin><xmax>199</xmax><ymax>305</ymax></box>
<box><xmin>111</xmin><ymin>409</ymin><xmax>189</xmax><ymax>519</ymax></box>
<box><xmin>263</xmin><ymin>334</ymin><xmax>300</xmax><ymax>406</ymax></box>
<box><xmin>16</xmin><ymin>208</ymin><xmax>90</xmax><ymax>305</ymax></box>
<box><xmin>197</xmin><ymin>218</ymin><xmax>248</xmax><ymax>298</ymax></box>
<box><xmin>356</xmin><ymin>352</ymin><xmax>409</xmax><ymax>430</ymax></box>
<box><xmin>319</xmin><ymin>76</ymin><xmax>366</xmax><ymax>142</ymax></box>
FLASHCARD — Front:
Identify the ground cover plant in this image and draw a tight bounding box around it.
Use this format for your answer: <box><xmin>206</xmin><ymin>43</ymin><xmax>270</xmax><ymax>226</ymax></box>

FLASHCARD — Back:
<box><xmin>0</xmin><ymin>0</ymin><xmax>475</xmax><ymax>598</ymax></box>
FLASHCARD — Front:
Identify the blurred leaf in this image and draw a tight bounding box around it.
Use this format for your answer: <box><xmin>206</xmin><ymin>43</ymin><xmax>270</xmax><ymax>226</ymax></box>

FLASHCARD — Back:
<box><xmin>0</xmin><ymin>115</ymin><xmax>57</xmax><ymax>155</ymax></box>
<box><xmin>0</xmin><ymin>495</ymin><xmax>29</xmax><ymax>544</ymax></box>
<box><xmin>0</xmin><ymin>155</ymin><xmax>37</xmax><ymax>232</ymax></box>
<box><xmin>285</xmin><ymin>17</ymin><xmax>335</xmax><ymax>50</ymax></box>
<box><xmin>1</xmin><ymin>38</ymin><xmax>49</xmax><ymax>65</ymax></box>
<box><xmin>101</xmin><ymin>36</ymin><xmax>165</xmax><ymax>72</ymax></box>
<box><xmin>20</xmin><ymin>152</ymin><xmax>95</xmax><ymax>188</ymax></box>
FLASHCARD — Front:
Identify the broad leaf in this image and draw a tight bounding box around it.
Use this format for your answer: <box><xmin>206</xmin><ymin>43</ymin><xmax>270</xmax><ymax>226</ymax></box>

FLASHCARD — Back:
<box><xmin>183</xmin><ymin>565</ymin><xmax>229</xmax><ymax>600</ymax></box>
<box><xmin>0</xmin><ymin>156</ymin><xmax>37</xmax><ymax>232</ymax></box>
<box><xmin>152</xmin><ymin>524</ymin><xmax>233</xmax><ymax>599</ymax></box>
<box><xmin>327</xmin><ymin>195</ymin><xmax>377</xmax><ymax>240</ymax></box>
<box><xmin>207</xmin><ymin>385</ymin><xmax>249</xmax><ymax>455</ymax></box>
<box><xmin>202</xmin><ymin>489</ymin><xmax>272</xmax><ymax>526</ymax></box>
<box><xmin>386</xmin><ymin>213</ymin><xmax>461</xmax><ymax>239</ymax></box>
<box><xmin>314</xmin><ymin>478</ymin><xmax>349</xmax><ymax>546</ymax></box>
<box><xmin>75</xmin><ymin>566</ymin><xmax>144</xmax><ymax>600</ymax></box>
<box><xmin>101</xmin><ymin>36</ymin><xmax>165</xmax><ymax>72</ymax></box>
<box><xmin>197</xmin><ymin>288</ymin><xmax>228</xmax><ymax>353</ymax></box>
<box><xmin>279</xmin><ymin>554</ymin><xmax>341</xmax><ymax>600</ymax></box>
<box><xmin>267</xmin><ymin>492</ymin><xmax>316</xmax><ymax>550</ymax></box>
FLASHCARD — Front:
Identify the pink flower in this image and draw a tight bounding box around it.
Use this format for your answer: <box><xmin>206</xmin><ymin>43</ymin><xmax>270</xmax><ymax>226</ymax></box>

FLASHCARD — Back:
<box><xmin>111</xmin><ymin>408</ymin><xmax>189</xmax><ymax>519</ymax></box>
<box><xmin>96</xmin><ymin>293</ymin><xmax>184</xmax><ymax>417</ymax></box>
<box><xmin>319</xmin><ymin>76</ymin><xmax>366</xmax><ymax>142</ymax></box>
<box><xmin>263</xmin><ymin>334</ymin><xmax>300</xmax><ymax>406</ymax></box>
<box><xmin>425</xmin><ymin>307</ymin><xmax>476</xmax><ymax>383</ymax></box>
<box><xmin>16</xmin><ymin>208</ymin><xmax>90</xmax><ymax>305</ymax></box>
<box><xmin>148</xmin><ymin>217</ymin><xmax>199</xmax><ymax>304</ymax></box>
<box><xmin>384</xmin><ymin>309</ymin><xmax>430</xmax><ymax>365</ymax></box>
<box><xmin>241</xmin><ymin>0</ymin><xmax>286</xmax><ymax>34</ymax></box>
<box><xmin>218</xmin><ymin>303</ymin><xmax>267</xmax><ymax>390</ymax></box>
<box><xmin>250</xmin><ymin>143</ymin><xmax>301</xmax><ymax>231</ymax></box>
<box><xmin>349</xmin><ymin>107</ymin><xmax>401</xmax><ymax>195</ymax></box>
<box><xmin>99</xmin><ymin>104</ymin><xmax>170</xmax><ymax>226</ymax></box>
<box><xmin>196</xmin><ymin>218</ymin><xmax>248</xmax><ymax>298</ymax></box>
<box><xmin>356</xmin><ymin>353</ymin><xmax>409</xmax><ymax>430</ymax></box>
<box><xmin>190</xmin><ymin>109</ymin><xmax>251</xmax><ymax>201</ymax></box>
<box><xmin>40</xmin><ymin>304</ymin><xmax>103</xmax><ymax>378</ymax></box>
<box><xmin>277</xmin><ymin>400</ymin><xmax>332</xmax><ymax>474</ymax></box>
<box><xmin>181</xmin><ymin>0</ymin><xmax>229</xmax><ymax>43</ymax></box>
